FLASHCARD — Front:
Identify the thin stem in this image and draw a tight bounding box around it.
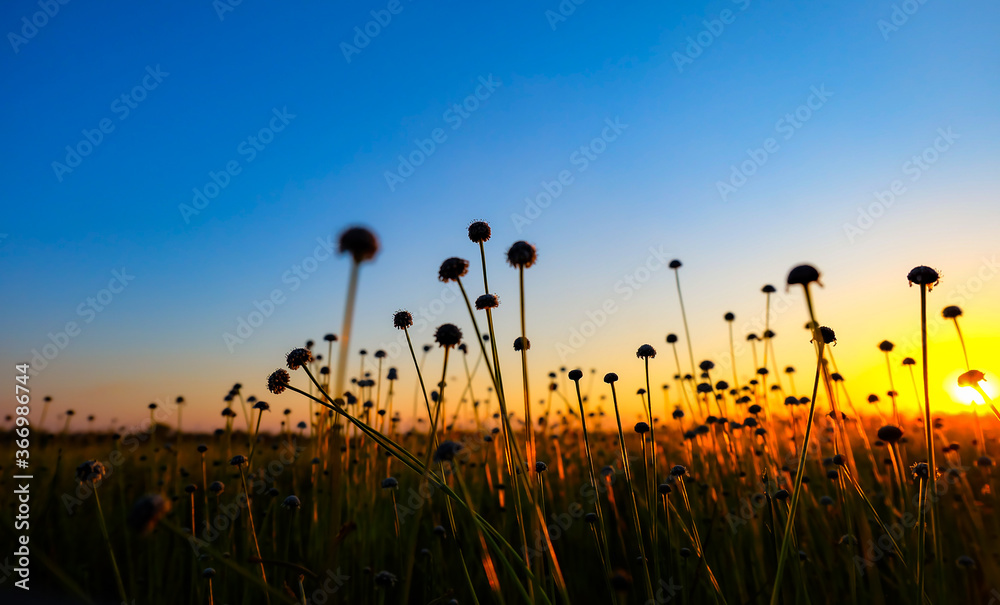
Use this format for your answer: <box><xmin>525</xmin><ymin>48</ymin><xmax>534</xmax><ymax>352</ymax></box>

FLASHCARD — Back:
<box><xmin>93</xmin><ymin>488</ymin><xmax>128</xmax><ymax>604</ymax></box>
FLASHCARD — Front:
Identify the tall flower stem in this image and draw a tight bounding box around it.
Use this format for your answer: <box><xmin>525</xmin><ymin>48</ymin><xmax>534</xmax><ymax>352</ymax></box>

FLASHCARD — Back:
<box><xmin>93</xmin><ymin>488</ymin><xmax>128</xmax><ymax>604</ymax></box>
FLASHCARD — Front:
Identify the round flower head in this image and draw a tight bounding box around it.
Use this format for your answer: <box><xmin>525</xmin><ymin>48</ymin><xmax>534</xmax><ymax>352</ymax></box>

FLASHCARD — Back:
<box><xmin>696</xmin><ymin>383</ymin><xmax>712</xmax><ymax>394</ymax></box>
<box><xmin>762</xmin><ymin>284</ymin><xmax>776</xmax><ymax>294</ymax></box>
<box><xmin>977</xmin><ymin>455</ymin><xmax>994</xmax><ymax>467</ymax></box>
<box><xmin>506</xmin><ymin>241</ymin><xmax>537</xmax><ymax>268</ymax></box>
<box><xmin>434</xmin><ymin>323</ymin><xmax>462</xmax><ymax>348</ymax></box>
<box><xmin>222</xmin><ymin>407</ymin><xmax>237</xmax><ymax>418</ymax></box>
<box><xmin>127</xmin><ymin>493</ymin><xmax>171</xmax><ymax>535</ymax></box>
<box><xmin>568</xmin><ymin>369</ymin><xmax>583</xmax><ymax>381</ymax></box>
<box><xmin>787</xmin><ymin>264</ymin><xmax>821</xmax><ymax>288</ymax></box>
<box><xmin>815</xmin><ymin>326</ymin><xmax>836</xmax><ymax>344</ymax></box>
<box><xmin>670</xmin><ymin>464</ymin><xmax>688</xmax><ymax>477</ymax></box>
<box><xmin>867</xmin><ymin>394</ymin><xmax>880</xmax><ymax>403</ymax></box>
<box><xmin>535</xmin><ymin>461</ymin><xmax>548</xmax><ymax>473</ymax></box>
<box><xmin>286</xmin><ymin>348</ymin><xmax>314</xmax><ymax>370</ymax></box>
<box><xmin>513</xmin><ymin>337</ymin><xmax>530</xmax><ymax>351</ymax></box>
<box><xmin>267</xmin><ymin>369</ymin><xmax>291</xmax><ymax>394</ymax></box>
<box><xmin>876</xmin><ymin>425</ymin><xmax>903</xmax><ymax>444</ymax></box>
<box><xmin>381</xmin><ymin>477</ymin><xmax>399</xmax><ymax>489</ymax></box>
<box><xmin>438</xmin><ymin>257</ymin><xmax>469</xmax><ymax>282</ymax></box>
<box><xmin>338</xmin><ymin>226</ymin><xmax>379</xmax><ymax>263</ymax></box>
<box><xmin>603</xmin><ymin>372</ymin><xmax>618</xmax><ymax>384</ymax></box>
<box><xmin>672</xmin><ymin>408</ymin><xmax>684</xmax><ymax>419</ymax></box>
<box><xmin>393</xmin><ymin>310</ymin><xmax>413</xmax><ymax>330</ymax></box>
<box><xmin>879</xmin><ymin>340</ymin><xmax>894</xmax><ymax>352</ymax></box>
<box><xmin>229</xmin><ymin>454</ymin><xmax>247</xmax><ymax>466</ymax></box>
<box><xmin>209</xmin><ymin>481</ymin><xmax>225</xmax><ymax>494</ymax></box>
<box><xmin>669</xmin><ymin>260</ymin><xmax>682</xmax><ymax>269</ymax></box>
<box><xmin>911</xmin><ymin>462</ymin><xmax>931</xmax><ymax>482</ymax></box>
<box><xmin>76</xmin><ymin>460</ymin><xmax>107</xmax><ymax>484</ymax></box>
<box><xmin>185</xmin><ymin>483</ymin><xmax>198</xmax><ymax>494</ymax></box>
<box><xmin>699</xmin><ymin>360</ymin><xmax>715</xmax><ymax>372</ymax></box>
<box><xmin>323</xmin><ymin>333</ymin><xmax>337</xmax><ymax>342</ymax></box>
<box><xmin>468</xmin><ymin>220</ymin><xmax>491</xmax><ymax>243</ymax></box>
<box><xmin>942</xmin><ymin>305</ymin><xmax>963</xmax><ymax>319</ymax></box>
<box><xmin>958</xmin><ymin>369</ymin><xmax>985</xmax><ymax>388</ymax></box>
<box><xmin>387</xmin><ymin>368</ymin><xmax>398</xmax><ymax>380</ymax></box>
<box><xmin>475</xmin><ymin>294</ymin><xmax>499</xmax><ymax>310</ymax></box>
<box><xmin>902</xmin><ymin>357</ymin><xmax>916</xmax><ymax>366</ymax></box>
<box><xmin>666</xmin><ymin>334</ymin><xmax>678</xmax><ymax>344</ymax></box>
<box><xmin>433</xmin><ymin>440</ymin><xmax>463</xmax><ymax>462</ymax></box>
<box><xmin>634</xmin><ymin>422</ymin><xmax>650</xmax><ymax>435</ymax></box>
<box><xmin>253</xmin><ymin>400</ymin><xmax>270</xmax><ymax>412</ymax></box>
<box><xmin>281</xmin><ymin>495</ymin><xmax>301</xmax><ymax>510</ymax></box>
<box><xmin>907</xmin><ymin>266</ymin><xmax>940</xmax><ymax>289</ymax></box>
<box><xmin>636</xmin><ymin>344</ymin><xmax>656</xmax><ymax>359</ymax></box>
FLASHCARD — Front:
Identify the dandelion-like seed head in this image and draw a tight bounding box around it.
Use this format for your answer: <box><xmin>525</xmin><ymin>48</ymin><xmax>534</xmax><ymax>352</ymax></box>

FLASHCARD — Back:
<box><xmin>958</xmin><ymin>369</ymin><xmax>985</xmax><ymax>388</ymax></box>
<box><xmin>338</xmin><ymin>226</ymin><xmax>379</xmax><ymax>263</ymax></box>
<box><xmin>907</xmin><ymin>265</ymin><xmax>940</xmax><ymax>289</ymax></box>
<box><xmin>286</xmin><ymin>348</ymin><xmax>313</xmax><ymax>370</ymax></box>
<box><xmin>76</xmin><ymin>460</ymin><xmax>107</xmax><ymax>484</ymax></box>
<box><xmin>393</xmin><ymin>310</ymin><xmax>413</xmax><ymax>330</ymax></box>
<box><xmin>506</xmin><ymin>241</ymin><xmax>537</xmax><ymax>268</ymax></box>
<box><xmin>438</xmin><ymin>257</ymin><xmax>469</xmax><ymax>282</ymax></box>
<box><xmin>636</xmin><ymin>344</ymin><xmax>656</xmax><ymax>359</ymax></box>
<box><xmin>475</xmin><ymin>294</ymin><xmax>499</xmax><ymax>310</ymax></box>
<box><xmin>787</xmin><ymin>264</ymin><xmax>821</xmax><ymax>288</ymax></box>
<box><xmin>267</xmin><ymin>369</ymin><xmax>291</xmax><ymax>394</ymax></box>
<box><xmin>434</xmin><ymin>324</ymin><xmax>462</xmax><ymax>348</ymax></box>
<box><xmin>942</xmin><ymin>305</ymin><xmax>963</xmax><ymax>319</ymax></box>
<box><xmin>468</xmin><ymin>220</ymin><xmax>491</xmax><ymax>243</ymax></box>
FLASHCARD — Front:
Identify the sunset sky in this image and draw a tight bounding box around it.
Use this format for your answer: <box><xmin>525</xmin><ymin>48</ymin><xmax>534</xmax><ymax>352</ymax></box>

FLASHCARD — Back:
<box><xmin>2</xmin><ymin>1</ymin><xmax>999</xmax><ymax>432</ymax></box>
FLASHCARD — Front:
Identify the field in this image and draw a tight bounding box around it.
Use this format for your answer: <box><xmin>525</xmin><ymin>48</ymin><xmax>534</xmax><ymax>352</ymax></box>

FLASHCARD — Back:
<box><xmin>3</xmin><ymin>225</ymin><xmax>999</xmax><ymax>605</ymax></box>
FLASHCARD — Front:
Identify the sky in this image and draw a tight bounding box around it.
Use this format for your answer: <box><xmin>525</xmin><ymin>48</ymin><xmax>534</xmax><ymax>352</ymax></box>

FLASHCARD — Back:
<box><xmin>2</xmin><ymin>0</ymin><xmax>999</xmax><ymax>433</ymax></box>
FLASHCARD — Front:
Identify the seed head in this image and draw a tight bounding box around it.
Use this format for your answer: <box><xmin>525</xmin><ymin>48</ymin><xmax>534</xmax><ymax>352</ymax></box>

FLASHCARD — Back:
<box><xmin>438</xmin><ymin>257</ymin><xmax>469</xmax><ymax>282</ymax></box>
<box><xmin>958</xmin><ymin>370</ymin><xmax>985</xmax><ymax>388</ymax></box>
<box><xmin>724</xmin><ymin>312</ymin><xmax>735</xmax><ymax>321</ymax></box>
<box><xmin>433</xmin><ymin>440</ymin><xmax>463</xmax><ymax>462</ymax></box>
<box><xmin>338</xmin><ymin>226</ymin><xmax>379</xmax><ymax>263</ymax></box>
<box><xmin>907</xmin><ymin>266</ymin><xmax>940</xmax><ymax>289</ymax></box>
<box><xmin>475</xmin><ymin>294</ymin><xmax>499</xmax><ymax>310</ymax></box>
<box><xmin>209</xmin><ymin>481</ymin><xmax>225</xmax><ymax>494</ymax></box>
<box><xmin>468</xmin><ymin>220</ymin><xmax>491</xmax><ymax>243</ymax></box>
<box><xmin>568</xmin><ymin>369</ymin><xmax>583</xmax><ymax>381</ymax></box>
<box><xmin>669</xmin><ymin>260</ymin><xmax>682</xmax><ymax>269</ymax></box>
<box><xmin>230</xmin><ymin>454</ymin><xmax>247</xmax><ymax>466</ymax></box>
<box><xmin>636</xmin><ymin>344</ymin><xmax>656</xmax><ymax>359</ymax></box>
<box><xmin>513</xmin><ymin>337</ymin><xmax>530</xmax><ymax>351</ymax></box>
<box><xmin>267</xmin><ymin>369</ymin><xmax>291</xmax><ymax>394</ymax></box>
<box><xmin>666</xmin><ymin>334</ymin><xmax>678</xmax><ymax>344</ymax></box>
<box><xmin>281</xmin><ymin>495</ymin><xmax>302</xmax><ymax>510</ymax></box>
<box><xmin>434</xmin><ymin>324</ymin><xmax>462</xmax><ymax>348</ymax></box>
<box><xmin>286</xmin><ymin>348</ymin><xmax>313</xmax><ymax>370</ymax></box>
<box><xmin>634</xmin><ymin>422</ymin><xmax>650</xmax><ymax>435</ymax></box>
<box><xmin>902</xmin><ymin>357</ymin><xmax>916</xmax><ymax>366</ymax></box>
<box><xmin>393</xmin><ymin>310</ymin><xmax>413</xmax><ymax>330</ymax></box>
<box><xmin>604</xmin><ymin>372</ymin><xmax>619</xmax><ymax>384</ymax></box>
<box><xmin>506</xmin><ymin>241</ymin><xmax>537</xmax><ymax>268</ymax></box>
<box><xmin>76</xmin><ymin>460</ymin><xmax>107</xmax><ymax>484</ymax></box>
<box><xmin>381</xmin><ymin>477</ymin><xmax>399</xmax><ymax>489</ymax></box>
<box><xmin>323</xmin><ymin>333</ymin><xmax>337</xmax><ymax>342</ymax></box>
<box><xmin>878</xmin><ymin>340</ymin><xmax>894</xmax><ymax>352</ymax></box>
<box><xmin>814</xmin><ymin>326</ymin><xmax>836</xmax><ymax>344</ymax></box>
<box><xmin>669</xmin><ymin>465</ymin><xmax>688</xmax><ymax>477</ymax></box>
<box><xmin>942</xmin><ymin>305</ymin><xmax>963</xmax><ymax>319</ymax></box>
<box><xmin>535</xmin><ymin>461</ymin><xmax>548</xmax><ymax>473</ymax></box>
<box><xmin>762</xmin><ymin>284</ymin><xmax>776</xmax><ymax>293</ymax></box>
<box><xmin>787</xmin><ymin>264</ymin><xmax>821</xmax><ymax>288</ymax></box>
<box><xmin>911</xmin><ymin>462</ymin><xmax>931</xmax><ymax>482</ymax></box>
<box><xmin>253</xmin><ymin>400</ymin><xmax>270</xmax><ymax>411</ymax></box>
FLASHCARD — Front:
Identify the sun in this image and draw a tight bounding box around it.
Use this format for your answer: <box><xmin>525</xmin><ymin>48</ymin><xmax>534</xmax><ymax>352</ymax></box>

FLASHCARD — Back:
<box><xmin>946</xmin><ymin>368</ymin><xmax>999</xmax><ymax>406</ymax></box>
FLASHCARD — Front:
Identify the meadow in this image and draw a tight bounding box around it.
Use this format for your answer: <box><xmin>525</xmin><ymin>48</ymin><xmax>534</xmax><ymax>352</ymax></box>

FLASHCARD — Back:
<box><xmin>3</xmin><ymin>222</ymin><xmax>998</xmax><ymax>605</ymax></box>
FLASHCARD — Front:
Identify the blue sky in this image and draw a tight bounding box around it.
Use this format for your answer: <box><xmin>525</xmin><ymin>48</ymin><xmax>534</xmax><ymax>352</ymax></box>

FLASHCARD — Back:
<box><xmin>2</xmin><ymin>0</ymin><xmax>999</xmax><ymax>430</ymax></box>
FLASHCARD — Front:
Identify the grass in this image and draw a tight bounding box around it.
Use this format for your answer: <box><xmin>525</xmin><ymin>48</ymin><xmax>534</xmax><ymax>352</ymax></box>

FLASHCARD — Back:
<box><xmin>4</xmin><ymin>227</ymin><xmax>999</xmax><ymax>605</ymax></box>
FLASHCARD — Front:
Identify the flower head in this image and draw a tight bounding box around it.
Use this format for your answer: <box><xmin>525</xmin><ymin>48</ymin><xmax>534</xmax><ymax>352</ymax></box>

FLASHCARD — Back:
<box><xmin>787</xmin><ymin>264</ymin><xmax>821</xmax><ymax>288</ymax></box>
<box><xmin>568</xmin><ymin>369</ymin><xmax>583</xmax><ymax>381</ymax></box>
<box><xmin>724</xmin><ymin>312</ymin><xmax>735</xmax><ymax>321</ymax></box>
<box><xmin>393</xmin><ymin>310</ymin><xmax>413</xmax><ymax>330</ymax></box>
<box><xmin>76</xmin><ymin>460</ymin><xmax>107</xmax><ymax>484</ymax></box>
<box><xmin>267</xmin><ymin>369</ymin><xmax>291</xmax><ymax>394</ymax></box>
<box><xmin>475</xmin><ymin>294</ymin><xmax>499</xmax><ymax>310</ymax></box>
<box><xmin>636</xmin><ymin>344</ymin><xmax>656</xmax><ymax>359</ymax></box>
<box><xmin>958</xmin><ymin>369</ymin><xmax>985</xmax><ymax>388</ymax></box>
<box><xmin>281</xmin><ymin>495</ymin><xmax>301</xmax><ymax>510</ymax></box>
<box><xmin>468</xmin><ymin>220</ymin><xmax>492</xmax><ymax>243</ymax></box>
<box><xmin>434</xmin><ymin>324</ymin><xmax>462</xmax><ymax>348</ymax></box>
<box><xmin>513</xmin><ymin>337</ymin><xmax>530</xmax><ymax>352</ymax></box>
<box><xmin>907</xmin><ymin>266</ymin><xmax>940</xmax><ymax>289</ymax></box>
<box><xmin>338</xmin><ymin>226</ymin><xmax>379</xmax><ymax>263</ymax></box>
<box><xmin>438</xmin><ymin>257</ymin><xmax>469</xmax><ymax>282</ymax></box>
<box><xmin>433</xmin><ymin>440</ymin><xmax>463</xmax><ymax>462</ymax></box>
<box><xmin>669</xmin><ymin>260</ymin><xmax>682</xmax><ymax>269</ymax></box>
<box><xmin>942</xmin><ymin>305</ymin><xmax>963</xmax><ymax>319</ymax></box>
<box><xmin>286</xmin><ymin>348</ymin><xmax>314</xmax><ymax>370</ymax></box>
<box><xmin>876</xmin><ymin>425</ymin><xmax>903</xmax><ymax>444</ymax></box>
<box><xmin>666</xmin><ymin>334</ymin><xmax>678</xmax><ymax>344</ymax></box>
<box><xmin>381</xmin><ymin>477</ymin><xmax>399</xmax><ymax>489</ymax></box>
<box><xmin>878</xmin><ymin>340</ymin><xmax>894</xmax><ymax>352</ymax></box>
<box><xmin>506</xmin><ymin>241</ymin><xmax>537</xmax><ymax>268</ymax></box>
